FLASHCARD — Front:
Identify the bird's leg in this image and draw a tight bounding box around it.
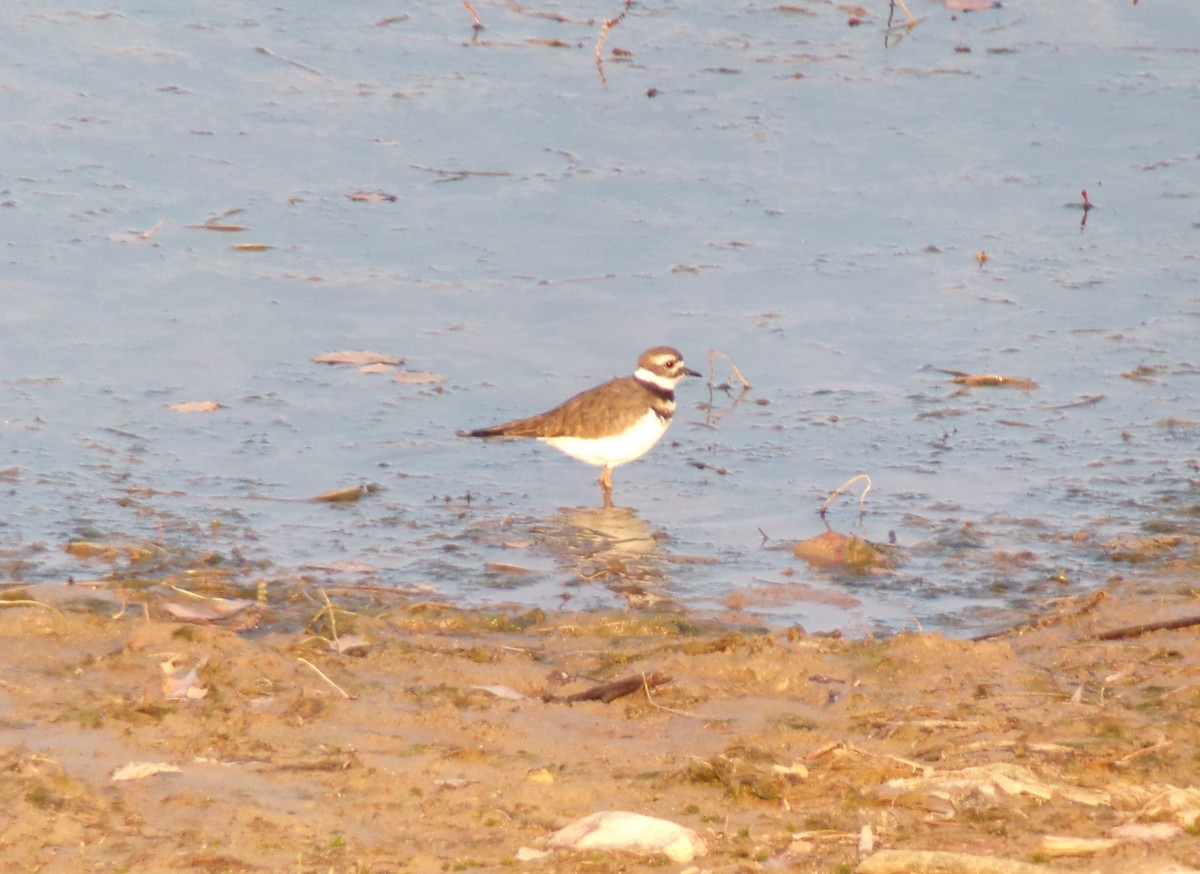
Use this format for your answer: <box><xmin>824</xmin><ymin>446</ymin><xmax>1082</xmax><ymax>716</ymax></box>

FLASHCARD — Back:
<box><xmin>598</xmin><ymin>467</ymin><xmax>614</xmax><ymax>509</ymax></box>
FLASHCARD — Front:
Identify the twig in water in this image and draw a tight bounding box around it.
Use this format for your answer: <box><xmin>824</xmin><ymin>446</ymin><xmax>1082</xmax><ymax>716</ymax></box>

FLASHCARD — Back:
<box><xmin>139</xmin><ymin>219</ymin><xmax>165</xmax><ymax>241</ymax></box>
<box><xmin>594</xmin><ymin>0</ymin><xmax>633</xmax><ymax>89</ymax></box>
<box><xmin>707</xmin><ymin>348</ymin><xmax>751</xmax><ymax>389</ymax></box>
<box><xmin>409</xmin><ymin>164</ymin><xmax>512</xmax><ymax>183</ymax></box>
<box><xmin>1048</xmin><ymin>394</ymin><xmax>1105</xmax><ymax>410</ymax></box>
<box><xmin>254</xmin><ymin>46</ymin><xmax>325</xmax><ymax>77</ymax></box>
<box><xmin>313</xmin><ymin>587</ymin><xmax>342</xmax><ymax>652</ymax></box>
<box><xmin>818</xmin><ymin>474</ymin><xmax>873</xmax><ymax>519</ymax></box>
<box><xmin>0</xmin><ymin>600</ymin><xmax>61</xmax><ymax>614</ymax></box>
<box><xmin>972</xmin><ymin>591</ymin><xmax>1106</xmax><ymax>642</ymax></box>
<box><xmin>1115</xmin><ymin>739</ymin><xmax>1173</xmax><ymax>765</ymax></box>
<box><xmin>884</xmin><ymin>0</ymin><xmax>918</xmax><ymax>48</ymax></box>
<box><xmin>297</xmin><ymin>657</ymin><xmax>352</xmax><ymax>699</ymax></box>
<box><xmin>642</xmin><ymin>671</ymin><xmax>705</xmax><ymax>720</ymax></box>
<box><xmin>700</xmin><ymin>348</ymin><xmax>752</xmax><ymax>430</ymax></box>
<box><xmin>462</xmin><ymin>0</ymin><xmax>484</xmax><ymax>35</ymax></box>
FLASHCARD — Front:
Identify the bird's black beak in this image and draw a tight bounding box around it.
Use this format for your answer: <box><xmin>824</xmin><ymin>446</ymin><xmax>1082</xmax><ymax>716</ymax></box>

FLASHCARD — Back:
<box><xmin>684</xmin><ymin>367</ymin><xmax>702</xmax><ymax>378</ymax></box>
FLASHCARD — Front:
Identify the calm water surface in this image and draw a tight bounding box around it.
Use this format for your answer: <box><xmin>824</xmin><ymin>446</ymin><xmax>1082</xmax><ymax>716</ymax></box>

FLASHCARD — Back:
<box><xmin>3</xmin><ymin>0</ymin><xmax>1197</xmax><ymax>635</ymax></box>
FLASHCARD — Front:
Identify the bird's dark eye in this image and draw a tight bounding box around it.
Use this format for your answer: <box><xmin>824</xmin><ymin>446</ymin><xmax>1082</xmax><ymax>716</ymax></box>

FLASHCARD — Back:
<box><xmin>665</xmin><ymin>359</ymin><xmax>677</xmax><ymax>368</ymax></box>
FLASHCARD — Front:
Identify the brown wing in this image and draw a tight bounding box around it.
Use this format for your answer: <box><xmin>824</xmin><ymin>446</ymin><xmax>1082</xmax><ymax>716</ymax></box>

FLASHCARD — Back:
<box><xmin>466</xmin><ymin>376</ymin><xmax>662</xmax><ymax>439</ymax></box>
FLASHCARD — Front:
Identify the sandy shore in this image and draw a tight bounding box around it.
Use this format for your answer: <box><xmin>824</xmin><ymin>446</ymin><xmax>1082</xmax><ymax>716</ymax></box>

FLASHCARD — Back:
<box><xmin>1</xmin><ymin>577</ymin><xmax>1198</xmax><ymax>872</ymax></box>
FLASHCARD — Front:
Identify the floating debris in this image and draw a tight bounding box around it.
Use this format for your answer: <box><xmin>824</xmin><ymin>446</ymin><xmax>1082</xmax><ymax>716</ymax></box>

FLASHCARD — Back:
<box><xmin>793</xmin><ymin>529</ymin><xmax>893</xmax><ymax>572</ymax></box>
<box><xmin>392</xmin><ymin>370</ymin><xmax>448</xmax><ymax>385</ymax></box>
<box><xmin>111</xmin><ymin>762</ymin><xmax>182</xmax><ymax>782</ymax></box>
<box><xmin>166</xmin><ymin>400</ymin><xmax>226</xmax><ymax>413</ymax></box>
<box><xmin>310</xmin><ymin>484</ymin><xmax>379</xmax><ymax>503</ymax></box>
<box><xmin>938</xmin><ymin>369</ymin><xmax>1039</xmax><ymax>391</ymax></box>
<box><xmin>347</xmin><ymin>190</ymin><xmax>398</xmax><ymax>202</ymax></box>
<box><xmin>311</xmin><ymin>350</ymin><xmax>405</xmax><ymax>366</ymax></box>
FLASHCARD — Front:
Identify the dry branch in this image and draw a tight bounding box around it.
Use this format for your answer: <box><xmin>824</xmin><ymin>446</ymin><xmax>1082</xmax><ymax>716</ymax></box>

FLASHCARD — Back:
<box><xmin>545</xmin><ymin>670</ymin><xmax>671</xmax><ymax>703</ymax></box>
<box><xmin>1094</xmin><ymin>614</ymin><xmax>1200</xmax><ymax>641</ymax></box>
<box><xmin>972</xmin><ymin>591</ymin><xmax>1106</xmax><ymax>642</ymax></box>
<box><xmin>254</xmin><ymin>46</ymin><xmax>324</xmax><ymax>77</ymax></box>
<box><xmin>409</xmin><ymin>164</ymin><xmax>512</xmax><ymax>183</ymax></box>
<box><xmin>859</xmin><ymin>849</ymin><xmax>1048</xmax><ymax>874</ymax></box>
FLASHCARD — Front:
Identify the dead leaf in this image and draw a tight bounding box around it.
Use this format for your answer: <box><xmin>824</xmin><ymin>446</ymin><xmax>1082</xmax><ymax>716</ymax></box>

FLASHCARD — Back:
<box><xmin>187</xmin><ymin>222</ymin><xmax>248</xmax><ymax>232</ymax></box>
<box><xmin>161</xmin><ymin>597</ymin><xmax>256</xmax><ymax>622</ymax></box>
<box><xmin>312</xmin><ymin>350</ymin><xmax>405</xmax><ymax>366</ymax></box>
<box><xmin>472</xmin><ymin>684</ymin><xmax>531</xmax><ymax>700</ymax></box>
<box><xmin>63</xmin><ymin>541</ymin><xmax>158</xmax><ymax>564</ymax></box>
<box><xmin>955</xmin><ymin>374</ymin><xmax>1038</xmax><ymax>390</ymax></box>
<box><xmin>300</xmin><ymin>560</ymin><xmax>377</xmax><ymax>573</ymax></box>
<box><xmin>231</xmin><ymin>242</ymin><xmax>273</xmax><ymax>252</ymax></box>
<box><xmin>1121</xmin><ymin>364</ymin><xmax>1162</xmax><ymax>381</ymax></box>
<box><xmin>724</xmin><ymin>580</ymin><xmax>862</xmax><ymax>611</ymax></box>
<box><xmin>434</xmin><ymin>777</ymin><xmax>478</xmax><ymax>790</ymax></box>
<box><xmin>347</xmin><ymin>190</ymin><xmax>397</xmax><ymax>202</ymax></box>
<box><xmin>484</xmin><ymin>561</ymin><xmax>535</xmax><ymax>574</ymax></box>
<box><xmin>166</xmin><ymin>400</ymin><xmax>226</xmax><ymax>413</ymax></box>
<box><xmin>64</xmin><ymin>541</ymin><xmax>120</xmax><ymax>561</ymax></box>
<box><xmin>392</xmin><ymin>370</ymin><xmax>448</xmax><ymax>385</ymax></box>
<box><xmin>310</xmin><ymin>485</ymin><xmax>378</xmax><ymax>503</ymax></box>
<box><xmin>329</xmin><ymin>635</ymin><xmax>372</xmax><ymax>655</ymax></box>
<box><xmin>940</xmin><ymin>370</ymin><xmax>1038</xmax><ymax>390</ymax></box>
<box><xmin>1106</xmin><ymin>822</ymin><xmax>1181</xmax><ymax>843</ymax></box>
<box><xmin>161</xmin><ymin>656</ymin><xmax>209</xmax><ymax>700</ymax></box>
<box><xmin>107</xmin><ymin>228</ymin><xmax>162</xmax><ymax>245</ymax></box>
<box><xmin>112</xmin><ymin>762</ymin><xmax>183</xmax><ymax>782</ymax></box>
<box><xmin>1035</xmin><ymin>836</ymin><xmax>1120</xmax><ymax>858</ymax></box>
<box><xmin>946</xmin><ymin>0</ymin><xmax>1000</xmax><ymax>9</ymax></box>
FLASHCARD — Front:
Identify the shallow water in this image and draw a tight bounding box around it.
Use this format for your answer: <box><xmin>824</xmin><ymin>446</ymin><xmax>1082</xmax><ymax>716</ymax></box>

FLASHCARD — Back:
<box><xmin>3</xmin><ymin>0</ymin><xmax>1197</xmax><ymax>635</ymax></box>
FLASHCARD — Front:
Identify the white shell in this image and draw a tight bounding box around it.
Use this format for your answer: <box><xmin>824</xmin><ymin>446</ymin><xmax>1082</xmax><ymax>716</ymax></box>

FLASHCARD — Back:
<box><xmin>546</xmin><ymin>810</ymin><xmax>707</xmax><ymax>863</ymax></box>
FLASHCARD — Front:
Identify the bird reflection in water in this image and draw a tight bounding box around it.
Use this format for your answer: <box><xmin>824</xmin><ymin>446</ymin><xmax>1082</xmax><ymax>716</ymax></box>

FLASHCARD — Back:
<box><xmin>533</xmin><ymin>505</ymin><xmax>675</xmax><ymax>609</ymax></box>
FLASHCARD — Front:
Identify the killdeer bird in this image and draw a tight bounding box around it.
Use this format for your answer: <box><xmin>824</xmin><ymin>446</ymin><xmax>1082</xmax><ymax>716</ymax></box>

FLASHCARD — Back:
<box><xmin>462</xmin><ymin>346</ymin><xmax>701</xmax><ymax>507</ymax></box>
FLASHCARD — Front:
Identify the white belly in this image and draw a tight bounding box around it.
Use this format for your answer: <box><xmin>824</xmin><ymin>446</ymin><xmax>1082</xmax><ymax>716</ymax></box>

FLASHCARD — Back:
<box><xmin>539</xmin><ymin>411</ymin><xmax>670</xmax><ymax>469</ymax></box>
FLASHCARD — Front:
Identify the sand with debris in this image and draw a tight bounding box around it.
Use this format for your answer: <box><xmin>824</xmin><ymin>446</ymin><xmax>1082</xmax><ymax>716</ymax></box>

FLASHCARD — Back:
<box><xmin>1</xmin><ymin>578</ymin><xmax>1199</xmax><ymax>873</ymax></box>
